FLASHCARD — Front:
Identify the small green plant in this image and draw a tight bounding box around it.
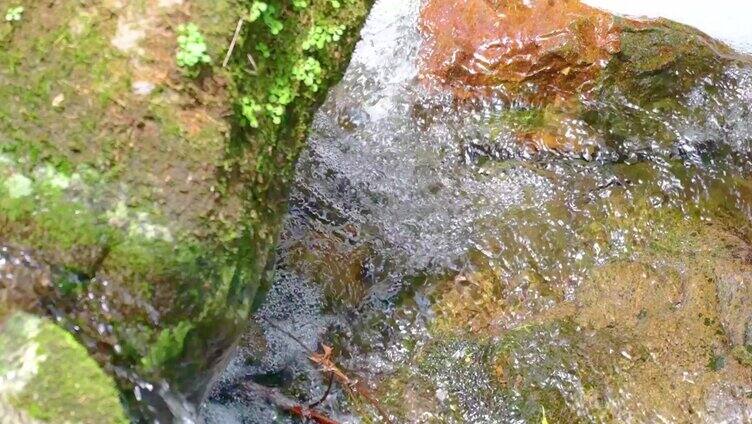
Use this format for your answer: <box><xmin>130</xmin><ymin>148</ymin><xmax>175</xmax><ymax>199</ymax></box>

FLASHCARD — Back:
<box><xmin>256</xmin><ymin>42</ymin><xmax>271</xmax><ymax>59</ymax></box>
<box><xmin>5</xmin><ymin>6</ymin><xmax>23</xmax><ymax>22</ymax></box>
<box><xmin>265</xmin><ymin>77</ymin><xmax>296</xmax><ymax>125</ymax></box>
<box><xmin>268</xmin><ymin>78</ymin><xmax>295</xmax><ymax>106</ymax></box>
<box><xmin>292</xmin><ymin>57</ymin><xmax>323</xmax><ymax>92</ymax></box>
<box><xmin>245</xmin><ymin>1</ymin><xmax>282</xmax><ymax>35</ymax></box>
<box><xmin>265</xmin><ymin>104</ymin><xmax>285</xmax><ymax>125</ymax></box>
<box><xmin>302</xmin><ymin>24</ymin><xmax>346</xmax><ymax>51</ymax></box>
<box><xmin>261</xmin><ymin>4</ymin><xmax>283</xmax><ymax>35</ymax></box>
<box><xmin>176</xmin><ymin>23</ymin><xmax>211</xmax><ymax>76</ymax></box>
<box><xmin>241</xmin><ymin>97</ymin><xmax>263</xmax><ymax>128</ymax></box>
<box><xmin>292</xmin><ymin>0</ymin><xmax>308</xmax><ymax>10</ymax></box>
<box><xmin>329</xmin><ymin>0</ymin><xmax>342</xmax><ymax>8</ymax></box>
<box><xmin>246</xmin><ymin>1</ymin><xmax>267</xmax><ymax>22</ymax></box>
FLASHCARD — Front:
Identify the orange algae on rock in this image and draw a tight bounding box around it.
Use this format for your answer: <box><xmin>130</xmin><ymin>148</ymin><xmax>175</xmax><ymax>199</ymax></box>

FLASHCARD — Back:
<box><xmin>419</xmin><ymin>0</ymin><xmax>621</xmax><ymax>100</ymax></box>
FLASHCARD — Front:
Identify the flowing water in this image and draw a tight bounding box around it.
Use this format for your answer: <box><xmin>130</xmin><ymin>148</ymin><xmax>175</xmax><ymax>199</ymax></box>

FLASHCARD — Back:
<box><xmin>202</xmin><ymin>1</ymin><xmax>752</xmax><ymax>422</ymax></box>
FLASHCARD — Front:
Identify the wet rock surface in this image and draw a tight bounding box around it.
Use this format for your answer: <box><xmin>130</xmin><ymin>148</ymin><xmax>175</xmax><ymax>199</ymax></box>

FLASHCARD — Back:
<box><xmin>420</xmin><ymin>0</ymin><xmax>621</xmax><ymax>99</ymax></box>
<box><xmin>715</xmin><ymin>264</ymin><xmax>752</xmax><ymax>352</ymax></box>
<box><xmin>205</xmin><ymin>0</ymin><xmax>752</xmax><ymax>422</ymax></box>
<box><xmin>2</xmin><ymin>0</ymin><xmax>751</xmax><ymax>421</ymax></box>
<box><xmin>420</xmin><ymin>0</ymin><xmax>745</xmax><ymax>154</ymax></box>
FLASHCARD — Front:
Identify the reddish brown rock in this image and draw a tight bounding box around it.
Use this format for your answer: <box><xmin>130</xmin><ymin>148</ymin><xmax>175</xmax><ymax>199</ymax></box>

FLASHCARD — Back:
<box><xmin>419</xmin><ymin>0</ymin><xmax>621</xmax><ymax>100</ymax></box>
<box><xmin>421</xmin><ymin>0</ymin><xmax>738</xmax><ymax>153</ymax></box>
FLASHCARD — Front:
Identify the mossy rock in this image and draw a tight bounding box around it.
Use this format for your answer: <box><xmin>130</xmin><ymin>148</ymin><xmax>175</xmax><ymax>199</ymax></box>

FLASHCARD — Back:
<box><xmin>0</xmin><ymin>0</ymin><xmax>373</xmax><ymax>419</ymax></box>
<box><xmin>577</xmin><ymin>20</ymin><xmax>734</xmax><ymax>150</ymax></box>
<box><xmin>0</xmin><ymin>312</ymin><xmax>128</xmax><ymax>423</ymax></box>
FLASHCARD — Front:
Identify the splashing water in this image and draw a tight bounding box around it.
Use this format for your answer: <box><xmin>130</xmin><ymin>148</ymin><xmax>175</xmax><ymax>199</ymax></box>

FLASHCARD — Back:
<box><xmin>203</xmin><ymin>0</ymin><xmax>752</xmax><ymax>422</ymax></box>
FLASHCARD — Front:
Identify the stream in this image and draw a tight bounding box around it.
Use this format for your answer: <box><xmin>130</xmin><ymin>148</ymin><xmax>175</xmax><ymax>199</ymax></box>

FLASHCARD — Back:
<box><xmin>201</xmin><ymin>0</ymin><xmax>752</xmax><ymax>422</ymax></box>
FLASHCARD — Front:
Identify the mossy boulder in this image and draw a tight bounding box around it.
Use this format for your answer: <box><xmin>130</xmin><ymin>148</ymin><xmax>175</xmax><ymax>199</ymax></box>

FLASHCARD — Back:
<box><xmin>0</xmin><ymin>311</ymin><xmax>128</xmax><ymax>423</ymax></box>
<box><xmin>0</xmin><ymin>0</ymin><xmax>373</xmax><ymax>419</ymax></box>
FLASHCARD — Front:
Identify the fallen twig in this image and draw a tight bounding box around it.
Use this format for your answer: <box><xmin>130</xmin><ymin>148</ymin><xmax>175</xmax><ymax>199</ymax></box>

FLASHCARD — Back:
<box><xmin>309</xmin><ymin>371</ymin><xmax>334</xmax><ymax>408</ymax></box>
<box><xmin>310</xmin><ymin>345</ymin><xmax>393</xmax><ymax>423</ymax></box>
<box><xmin>258</xmin><ymin>318</ymin><xmax>393</xmax><ymax>422</ymax></box>
<box><xmin>223</xmin><ymin>18</ymin><xmax>244</xmax><ymax>68</ymax></box>
<box><xmin>243</xmin><ymin>381</ymin><xmax>339</xmax><ymax>424</ymax></box>
<box><xmin>247</xmin><ymin>53</ymin><xmax>259</xmax><ymax>75</ymax></box>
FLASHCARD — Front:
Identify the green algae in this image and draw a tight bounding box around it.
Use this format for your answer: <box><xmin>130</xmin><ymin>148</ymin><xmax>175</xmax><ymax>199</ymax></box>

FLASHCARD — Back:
<box><xmin>141</xmin><ymin>321</ymin><xmax>194</xmax><ymax>373</ymax></box>
<box><xmin>488</xmin><ymin>107</ymin><xmax>550</xmax><ymax>140</ymax></box>
<box><xmin>500</xmin><ymin>108</ymin><xmax>547</xmax><ymax>132</ymax></box>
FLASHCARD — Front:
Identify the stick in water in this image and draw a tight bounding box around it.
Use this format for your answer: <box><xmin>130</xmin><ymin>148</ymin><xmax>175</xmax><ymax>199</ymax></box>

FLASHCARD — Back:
<box><xmin>243</xmin><ymin>381</ymin><xmax>340</xmax><ymax>424</ymax></box>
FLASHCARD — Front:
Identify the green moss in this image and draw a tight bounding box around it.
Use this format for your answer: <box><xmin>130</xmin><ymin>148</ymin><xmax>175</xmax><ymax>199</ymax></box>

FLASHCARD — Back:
<box><xmin>1</xmin><ymin>312</ymin><xmax>128</xmax><ymax>424</ymax></box>
<box><xmin>0</xmin><ymin>183</ymin><xmax>107</xmax><ymax>260</ymax></box>
<box><xmin>0</xmin><ymin>2</ymin><xmax>128</xmax><ymax>174</ymax></box>
<box><xmin>141</xmin><ymin>321</ymin><xmax>194</xmax><ymax>373</ymax></box>
<box><xmin>226</xmin><ymin>0</ymin><xmax>371</xmax><ymax>161</ymax></box>
<box><xmin>0</xmin><ymin>166</ymin><xmax>243</xmax><ymax>383</ymax></box>
<box><xmin>0</xmin><ymin>170</ymin><xmax>200</xmax><ymax>279</ymax></box>
<box><xmin>488</xmin><ymin>107</ymin><xmax>552</xmax><ymax>141</ymax></box>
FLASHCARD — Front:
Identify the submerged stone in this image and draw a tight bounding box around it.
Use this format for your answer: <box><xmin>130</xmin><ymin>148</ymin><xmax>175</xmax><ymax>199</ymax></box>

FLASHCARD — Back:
<box><xmin>714</xmin><ymin>263</ymin><xmax>752</xmax><ymax>354</ymax></box>
<box><xmin>419</xmin><ymin>0</ymin><xmax>620</xmax><ymax>100</ymax></box>
<box><xmin>372</xmin><ymin>205</ymin><xmax>752</xmax><ymax>422</ymax></box>
<box><xmin>419</xmin><ymin>0</ymin><xmax>734</xmax><ymax>100</ymax></box>
<box><xmin>420</xmin><ymin>0</ymin><xmax>747</xmax><ymax>154</ymax></box>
